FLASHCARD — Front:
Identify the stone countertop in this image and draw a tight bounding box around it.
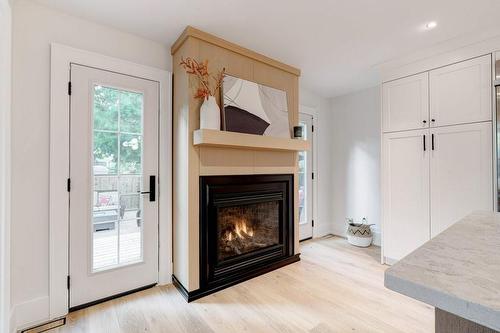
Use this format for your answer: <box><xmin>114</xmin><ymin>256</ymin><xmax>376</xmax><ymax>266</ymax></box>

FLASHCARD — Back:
<box><xmin>384</xmin><ymin>211</ymin><xmax>500</xmax><ymax>331</ymax></box>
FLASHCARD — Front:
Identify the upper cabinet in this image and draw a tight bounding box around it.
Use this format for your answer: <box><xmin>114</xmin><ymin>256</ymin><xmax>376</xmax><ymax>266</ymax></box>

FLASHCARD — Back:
<box><xmin>430</xmin><ymin>55</ymin><xmax>492</xmax><ymax>127</ymax></box>
<box><xmin>382</xmin><ymin>72</ymin><xmax>429</xmax><ymax>133</ymax></box>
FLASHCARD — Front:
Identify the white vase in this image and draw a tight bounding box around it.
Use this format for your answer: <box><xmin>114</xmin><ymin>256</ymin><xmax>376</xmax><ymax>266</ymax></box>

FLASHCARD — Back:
<box><xmin>200</xmin><ymin>96</ymin><xmax>220</xmax><ymax>130</ymax></box>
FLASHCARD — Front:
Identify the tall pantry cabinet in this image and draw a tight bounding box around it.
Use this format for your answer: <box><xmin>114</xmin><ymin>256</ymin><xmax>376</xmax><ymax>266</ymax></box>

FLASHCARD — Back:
<box><xmin>382</xmin><ymin>54</ymin><xmax>493</xmax><ymax>263</ymax></box>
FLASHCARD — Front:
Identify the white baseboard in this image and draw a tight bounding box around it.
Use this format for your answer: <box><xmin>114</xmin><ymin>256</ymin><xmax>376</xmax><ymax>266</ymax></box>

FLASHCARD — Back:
<box><xmin>331</xmin><ymin>225</ymin><xmax>346</xmax><ymax>239</ymax></box>
<box><xmin>383</xmin><ymin>256</ymin><xmax>397</xmax><ymax>265</ymax></box>
<box><xmin>372</xmin><ymin>230</ymin><xmax>381</xmax><ymax>246</ymax></box>
<box><xmin>158</xmin><ymin>263</ymin><xmax>173</xmax><ymax>286</ymax></box>
<box><xmin>313</xmin><ymin>223</ymin><xmax>333</xmax><ymax>238</ymax></box>
<box><xmin>11</xmin><ymin>296</ymin><xmax>49</xmax><ymax>331</ymax></box>
<box><xmin>9</xmin><ymin>307</ymin><xmax>15</xmax><ymax>333</ymax></box>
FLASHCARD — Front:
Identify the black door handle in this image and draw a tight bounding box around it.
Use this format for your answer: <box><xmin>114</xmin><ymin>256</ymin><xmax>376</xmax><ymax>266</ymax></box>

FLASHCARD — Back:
<box><xmin>431</xmin><ymin>134</ymin><xmax>435</xmax><ymax>151</ymax></box>
<box><xmin>138</xmin><ymin>175</ymin><xmax>156</xmax><ymax>202</ymax></box>
<box><xmin>423</xmin><ymin>135</ymin><xmax>426</xmax><ymax>151</ymax></box>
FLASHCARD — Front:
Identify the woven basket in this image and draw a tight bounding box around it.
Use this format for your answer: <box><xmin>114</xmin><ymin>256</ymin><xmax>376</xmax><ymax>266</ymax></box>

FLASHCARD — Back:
<box><xmin>346</xmin><ymin>222</ymin><xmax>373</xmax><ymax>247</ymax></box>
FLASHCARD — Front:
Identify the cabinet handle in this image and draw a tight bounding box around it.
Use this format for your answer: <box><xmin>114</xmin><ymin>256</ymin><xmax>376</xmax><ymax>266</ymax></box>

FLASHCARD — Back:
<box><xmin>423</xmin><ymin>120</ymin><xmax>427</xmax><ymax>124</ymax></box>
<box><xmin>431</xmin><ymin>134</ymin><xmax>435</xmax><ymax>151</ymax></box>
<box><xmin>423</xmin><ymin>135</ymin><xmax>426</xmax><ymax>151</ymax></box>
<box><xmin>431</xmin><ymin>119</ymin><xmax>435</xmax><ymax>123</ymax></box>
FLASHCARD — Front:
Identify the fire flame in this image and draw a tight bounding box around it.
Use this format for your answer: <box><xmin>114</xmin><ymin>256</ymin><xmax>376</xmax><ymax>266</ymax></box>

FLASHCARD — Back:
<box><xmin>224</xmin><ymin>219</ymin><xmax>254</xmax><ymax>241</ymax></box>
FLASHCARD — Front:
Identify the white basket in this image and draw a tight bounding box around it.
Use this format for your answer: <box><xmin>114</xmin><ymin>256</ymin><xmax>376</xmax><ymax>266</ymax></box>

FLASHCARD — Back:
<box><xmin>347</xmin><ymin>234</ymin><xmax>373</xmax><ymax>247</ymax></box>
<box><xmin>346</xmin><ymin>221</ymin><xmax>373</xmax><ymax>248</ymax></box>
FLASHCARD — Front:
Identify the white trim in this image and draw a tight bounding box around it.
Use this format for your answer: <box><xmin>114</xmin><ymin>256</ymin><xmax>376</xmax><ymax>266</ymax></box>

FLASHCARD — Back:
<box><xmin>50</xmin><ymin>43</ymin><xmax>172</xmax><ymax>319</ymax></box>
<box><xmin>313</xmin><ymin>223</ymin><xmax>333</xmax><ymax>238</ymax></box>
<box><xmin>0</xmin><ymin>1</ymin><xmax>12</xmax><ymax>332</ymax></box>
<box><xmin>492</xmin><ymin>54</ymin><xmax>497</xmax><ymax>213</ymax></box>
<box><xmin>379</xmin><ymin>33</ymin><xmax>500</xmax><ymax>82</ymax></box>
<box><xmin>11</xmin><ymin>296</ymin><xmax>50</xmax><ymax>332</ymax></box>
<box><xmin>158</xmin><ymin>72</ymin><xmax>173</xmax><ymax>285</ymax></box>
<box><xmin>9</xmin><ymin>307</ymin><xmax>15</xmax><ymax>333</ymax></box>
<box><xmin>372</xmin><ymin>229</ymin><xmax>381</xmax><ymax>247</ymax></box>
<box><xmin>299</xmin><ymin>105</ymin><xmax>318</xmax><ymax>238</ymax></box>
<box><xmin>379</xmin><ymin>84</ymin><xmax>386</xmax><ymax>264</ymax></box>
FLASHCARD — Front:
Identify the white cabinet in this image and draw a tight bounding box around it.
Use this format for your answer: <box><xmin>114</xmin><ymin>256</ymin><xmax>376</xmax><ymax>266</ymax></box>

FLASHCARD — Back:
<box><xmin>382</xmin><ymin>123</ymin><xmax>493</xmax><ymax>262</ymax></box>
<box><xmin>430</xmin><ymin>55</ymin><xmax>492</xmax><ymax>127</ymax></box>
<box><xmin>430</xmin><ymin>122</ymin><xmax>493</xmax><ymax>237</ymax></box>
<box><xmin>382</xmin><ymin>55</ymin><xmax>494</xmax><ymax>263</ymax></box>
<box><xmin>382</xmin><ymin>129</ymin><xmax>430</xmax><ymax>261</ymax></box>
<box><xmin>383</xmin><ymin>72</ymin><xmax>429</xmax><ymax>132</ymax></box>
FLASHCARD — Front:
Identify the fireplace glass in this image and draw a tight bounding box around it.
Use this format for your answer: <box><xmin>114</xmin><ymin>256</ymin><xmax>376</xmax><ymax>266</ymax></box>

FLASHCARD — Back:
<box><xmin>217</xmin><ymin>201</ymin><xmax>280</xmax><ymax>261</ymax></box>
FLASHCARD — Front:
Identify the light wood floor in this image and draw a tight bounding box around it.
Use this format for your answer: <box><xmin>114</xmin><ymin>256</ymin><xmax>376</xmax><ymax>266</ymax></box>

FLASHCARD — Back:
<box><xmin>56</xmin><ymin>236</ymin><xmax>434</xmax><ymax>333</ymax></box>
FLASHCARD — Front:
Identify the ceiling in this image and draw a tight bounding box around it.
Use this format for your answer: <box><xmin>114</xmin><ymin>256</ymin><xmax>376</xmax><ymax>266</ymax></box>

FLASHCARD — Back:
<box><xmin>33</xmin><ymin>0</ymin><xmax>500</xmax><ymax>98</ymax></box>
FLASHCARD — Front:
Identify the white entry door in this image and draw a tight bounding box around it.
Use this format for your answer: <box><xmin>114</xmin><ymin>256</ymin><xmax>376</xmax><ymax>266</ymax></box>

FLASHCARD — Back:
<box><xmin>298</xmin><ymin>113</ymin><xmax>314</xmax><ymax>240</ymax></box>
<box><xmin>69</xmin><ymin>64</ymin><xmax>159</xmax><ymax>308</ymax></box>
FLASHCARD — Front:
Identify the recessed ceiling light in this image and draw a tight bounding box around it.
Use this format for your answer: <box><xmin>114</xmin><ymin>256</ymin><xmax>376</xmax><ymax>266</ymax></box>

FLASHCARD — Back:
<box><xmin>425</xmin><ymin>21</ymin><xmax>437</xmax><ymax>30</ymax></box>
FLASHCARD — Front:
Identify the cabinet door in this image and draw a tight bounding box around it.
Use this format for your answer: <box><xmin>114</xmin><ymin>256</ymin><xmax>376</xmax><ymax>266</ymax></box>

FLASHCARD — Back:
<box><xmin>382</xmin><ymin>72</ymin><xmax>429</xmax><ymax>133</ymax></box>
<box><xmin>430</xmin><ymin>55</ymin><xmax>492</xmax><ymax>127</ymax></box>
<box><xmin>382</xmin><ymin>129</ymin><xmax>430</xmax><ymax>261</ymax></box>
<box><xmin>430</xmin><ymin>122</ymin><xmax>493</xmax><ymax>237</ymax></box>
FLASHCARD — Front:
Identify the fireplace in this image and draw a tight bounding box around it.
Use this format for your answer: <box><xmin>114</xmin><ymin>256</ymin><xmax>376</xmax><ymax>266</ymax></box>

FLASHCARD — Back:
<box><xmin>189</xmin><ymin>174</ymin><xmax>298</xmax><ymax>300</ymax></box>
<box><xmin>218</xmin><ymin>200</ymin><xmax>280</xmax><ymax>260</ymax></box>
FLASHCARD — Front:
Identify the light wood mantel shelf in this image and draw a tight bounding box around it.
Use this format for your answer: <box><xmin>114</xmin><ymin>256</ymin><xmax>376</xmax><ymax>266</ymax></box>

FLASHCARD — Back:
<box><xmin>193</xmin><ymin>129</ymin><xmax>310</xmax><ymax>152</ymax></box>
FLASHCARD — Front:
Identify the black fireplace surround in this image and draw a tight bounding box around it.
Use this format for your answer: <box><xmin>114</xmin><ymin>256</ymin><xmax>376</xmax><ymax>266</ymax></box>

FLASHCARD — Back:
<box><xmin>174</xmin><ymin>174</ymin><xmax>299</xmax><ymax>301</ymax></box>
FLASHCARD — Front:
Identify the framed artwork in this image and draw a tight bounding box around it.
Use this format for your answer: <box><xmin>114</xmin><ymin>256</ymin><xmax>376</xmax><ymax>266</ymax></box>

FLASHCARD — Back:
<box><xmin>222</xmin><ymin>75</ymin><xmax>290</xmax><ymax>138</ymax></box>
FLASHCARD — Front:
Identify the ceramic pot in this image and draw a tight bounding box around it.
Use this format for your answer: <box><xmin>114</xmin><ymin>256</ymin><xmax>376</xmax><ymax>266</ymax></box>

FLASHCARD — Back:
<box><xmin>200</xmin><ymin>96</ymin><xmax>220</xmax><ymax>130</ymax></box>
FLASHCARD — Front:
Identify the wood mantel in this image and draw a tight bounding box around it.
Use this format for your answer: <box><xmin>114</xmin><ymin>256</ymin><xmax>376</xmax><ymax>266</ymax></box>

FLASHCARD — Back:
<box><xmin>193</xmin><ymin>129</ymin><xmax>310</xmax><ymax>152</ymax></box>
<box><xmin>172</xmin><ymin>26</ymin><xmax>301</xmax><ymax>294</ymax></box>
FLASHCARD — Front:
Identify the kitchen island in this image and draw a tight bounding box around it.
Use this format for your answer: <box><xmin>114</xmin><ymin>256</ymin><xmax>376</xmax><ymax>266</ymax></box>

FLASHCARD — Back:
<box><xmin>385</xmin><ymin>211</ymin><xmax>500</xmax><ymax>333</ymax></box>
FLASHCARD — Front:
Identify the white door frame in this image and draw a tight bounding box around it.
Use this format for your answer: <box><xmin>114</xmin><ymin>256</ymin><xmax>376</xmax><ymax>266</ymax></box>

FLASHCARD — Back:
<box><xmin>49</xmin><ymin>43</ymin><xmax>172</xmax><ymax>319</ymax></box>
<box><xmin>0</xmin><ymin>0</ymin><xmax>12</xmax><ymax>331</ymax></box>
<box><xmin>299</xmin><ymin>105</ymin><xmax>318</xmax><ymax>238</ymax></box>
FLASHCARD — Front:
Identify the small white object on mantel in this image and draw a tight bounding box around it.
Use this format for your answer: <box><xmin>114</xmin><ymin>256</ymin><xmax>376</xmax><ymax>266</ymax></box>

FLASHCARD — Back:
<box><xmin>200</xmin><ymin>96</ymin><xmax>221</xmax><ymax>130</ymax></box>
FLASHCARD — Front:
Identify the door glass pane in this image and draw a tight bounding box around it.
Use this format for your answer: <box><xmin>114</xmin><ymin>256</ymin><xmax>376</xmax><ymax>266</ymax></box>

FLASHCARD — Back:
<box><xmin>120</xmin><ymin>134</ymin><xmax>142</xmax><ymax>174</ymax></box>
<box><xmin>298</xmin><ymin>122</ymin><xmax>308</xmax><ymax>225</ymax></box>
<box><xmin>92</xmin><ymin>85</ymin><xmax>144</xmax><ymax>272</ymax></box>
<box><xmin>93</xmin><ymin>86</ymin><xmax>119</xmax><ymax>131</ymax></box>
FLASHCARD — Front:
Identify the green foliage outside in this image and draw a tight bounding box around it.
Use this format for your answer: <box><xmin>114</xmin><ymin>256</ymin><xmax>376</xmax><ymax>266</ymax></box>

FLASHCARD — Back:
<box><xmin>93</xmin><ymin>85</ymin><xmax>143</xmax><ymax>175</ymax></box>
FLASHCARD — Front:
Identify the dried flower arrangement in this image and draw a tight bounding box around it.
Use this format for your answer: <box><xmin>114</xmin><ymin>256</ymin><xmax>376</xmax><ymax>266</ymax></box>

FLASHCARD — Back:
<box><xmin>179</xmin><ymin>57</ymin><xmax>225</xmax><ymax>100</ymax></box>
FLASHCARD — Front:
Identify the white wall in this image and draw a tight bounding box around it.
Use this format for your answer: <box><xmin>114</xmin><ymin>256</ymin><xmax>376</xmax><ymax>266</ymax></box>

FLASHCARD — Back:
<box><xmin>300</xmin><ymin>87</ymin><xmax>334</xmax><ymax>237</ymax></box>
<box><xmin>1</xmin><ymin>0</ymin><xmax>12</xmax><ymax>331</ymax></box>
<box><xmin>10</xmin><ymin>0</ymin><xmax>171</xmax><ymax>329</ymax></box>
<box><xmin>8</xmin><ymin>2</ymin><xmax>331</xmax><ymax>328</ymax></box>
<box><xmin>330</xmin><ymin>87</ymin><xmax>381</xmax><ymax>244</ymax></box>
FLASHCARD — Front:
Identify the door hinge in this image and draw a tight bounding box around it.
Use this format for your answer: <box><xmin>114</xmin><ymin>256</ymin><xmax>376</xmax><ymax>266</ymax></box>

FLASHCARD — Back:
<box><xmin>312</xmin><ymin>220</ymin><xmax>315</xmax><ymax>227</ymax></box>
<box><xmin>67</xmin><ymin>275</ymin><xmax>70</xmax><ymax>290</ymax></box>
<box><xmin>68</xmin><ymin>81</ymin><xmax>72</xmax><ymax>95</ymax></box>
<box><xmin>67</xmin><ymin>178</ymin><xmax>71</xmax><ymax>192</ymax></box>
<box><xmin>312</xmin><ymin>172</ymin><xmax>315</xmax><ymax>180</ymax></box>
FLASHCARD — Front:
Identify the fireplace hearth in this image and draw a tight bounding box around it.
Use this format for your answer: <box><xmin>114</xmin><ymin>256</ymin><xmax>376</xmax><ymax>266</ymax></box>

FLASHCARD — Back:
<box><xmin>174</xmin><ymin>174</ymin><xmax>298</xmax><ymax>301</ymax></box>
